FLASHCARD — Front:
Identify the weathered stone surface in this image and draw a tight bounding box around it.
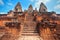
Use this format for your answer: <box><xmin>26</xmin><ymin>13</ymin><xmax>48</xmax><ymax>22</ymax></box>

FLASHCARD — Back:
<box><xmin>0</xmin><ymin>2</ymin><xmax>60</xmax><ymax>40</ymax></box>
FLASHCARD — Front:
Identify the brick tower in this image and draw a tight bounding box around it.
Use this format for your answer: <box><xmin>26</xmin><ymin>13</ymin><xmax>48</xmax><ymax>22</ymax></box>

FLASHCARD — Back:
<box><xmin>28</xmin><ymin>4</ymin><xmax>33</xmax><ymax>13</ymax></box>
<box><xmin>14</xmin><ymin>2</ymin><xmax>22</xmax><ymax>12</ymax></box>
<box><xmin>39</xmin><ymin>2</ymin><xmax>47</xmax><ymax>12</ymax></box>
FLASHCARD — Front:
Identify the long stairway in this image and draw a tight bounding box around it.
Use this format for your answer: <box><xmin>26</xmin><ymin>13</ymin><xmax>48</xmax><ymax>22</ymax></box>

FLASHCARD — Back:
<box><xmin>17</xmin><ymin>21</ymin><xmax>43</xmax><ymax>40</ymax></box>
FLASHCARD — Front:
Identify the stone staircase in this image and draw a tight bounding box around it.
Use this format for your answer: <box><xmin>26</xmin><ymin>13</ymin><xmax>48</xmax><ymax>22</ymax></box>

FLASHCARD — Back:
<box><xmin>17</xmin><ymin>21</ymin><xmax>42</xmax><ymax>40</ymax></box>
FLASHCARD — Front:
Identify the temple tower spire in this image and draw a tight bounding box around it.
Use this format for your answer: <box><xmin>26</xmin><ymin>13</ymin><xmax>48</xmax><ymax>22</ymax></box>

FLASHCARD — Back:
<box><xmin>14</xmin><ymin>2</ymin><xmax>22</xmax><ymax>12</ymax></box>
<box><xmin>39</xmin><ymin>2</ymin><xmax>47</xmax><ymax>12</ymax></box>
<box><xmin>28</xmin><ymin>4</ymin><xmax>33</xmax><ymax>13</ymax></box>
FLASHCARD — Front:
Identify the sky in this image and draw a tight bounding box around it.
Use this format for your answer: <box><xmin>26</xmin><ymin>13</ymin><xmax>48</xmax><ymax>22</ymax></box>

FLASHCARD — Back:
<box><xmin>0</xmin><ymin>0</ymin><xmax>60</xmax><ymax>14</ymax></box>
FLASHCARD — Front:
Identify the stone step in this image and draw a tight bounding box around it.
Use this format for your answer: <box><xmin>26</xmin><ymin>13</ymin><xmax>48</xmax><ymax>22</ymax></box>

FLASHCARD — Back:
<box><xmin>23</xmin><ymin>28</ymin><xmax>36</xmax><ymax>31</ymax></box>
<box><xmin>23</xmin><ymin>27</ymin><xmax>36</xmax><ymax>30</ymax></box>
<box><xmin>24</xmin><ymin>25</ymin><xmax>36</xmax><ymax>27</ymax></box>
<box><xmin>23</xmin><ymin>28</ymin><xmax>36</xmax><ymax>29</ymax></box>
<box><xmin>20</xmin><ymin>36</ymin><xmax>40</xmax><ymax>38</ymax></box>
<box><xmin>21</xmin><ymin>33</ymin><xmax>39</xmax><ymax>36</ymax></box>
<box><xmin>22</xmin><ymin>32</ymin><xmax>39</xmax><ymax>34</ymax></box>
<box><xmin>24</xmin><ymin>22</ymin><xmax>36</xmax><ymax>25</ymax></box>
<box><xmin>23</xmin><ymin>26</ymin><xmax>36</xmax><ymax>28</ymax></box>
<box><xmin>17</xmin><ymin>36</ymin><xmax>42</xmax><ymax>40</ymax></box>
<box><xmin>23</xmin><ymin>27</ymin><xmax>36</xmax><ymax>29</ymax></box>
<box><xmin>22</xmin><ymin>31</ymin><xmax>38</xmax><ymax>33</ymax></box>
<box><xmin>23</xmin><ymin>29</ymin><xmax>36</xmax><ymax>31</ymax></box>
<box><xmin>23</xmin><ymin>26</ymin><xmax>36</xmax><ymax>27</ymax></box>
<box><xmin>23</xmin><ymin>31</ymin><xmax>36</xmax><ymax>32</ymax></box>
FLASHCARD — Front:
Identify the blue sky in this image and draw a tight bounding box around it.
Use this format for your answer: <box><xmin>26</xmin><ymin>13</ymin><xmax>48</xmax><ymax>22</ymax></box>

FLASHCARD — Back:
<box><xmin>0</xmin><ymin>0</ymin><xmax>60</xmax><ymax>14</ymax></box>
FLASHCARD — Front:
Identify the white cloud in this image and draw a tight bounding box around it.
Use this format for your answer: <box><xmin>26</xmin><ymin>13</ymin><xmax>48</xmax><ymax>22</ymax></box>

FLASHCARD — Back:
<box><xmin>57</xmin><ymin>12</ymin><xmax>60</xmax><ymax>14</ymax></box>
<box><xmin>54</xmin><ymin>4</ymin><xmax>60</xmax><ymax>9</ymax></box>
<box><xmin>0</xmin><ymin>12</ymin><xmax>7</xmax><ymax>14</ymax></box>
<box><xmin>30</xmin><ymin>0</ymin><xmax>50</xmax><ymax>10</ymax></box>
<box><xmin>0</xmin><ymin>0</ymin><xmax>4</xmax><ymax>5</ymax></box>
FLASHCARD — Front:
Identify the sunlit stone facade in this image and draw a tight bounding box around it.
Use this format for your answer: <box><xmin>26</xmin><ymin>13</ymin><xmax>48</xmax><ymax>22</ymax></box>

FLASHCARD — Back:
<box><xmin>0</xmin><ymin>2</ymin><xmax>60</xmax><ymax>40</ymax></box>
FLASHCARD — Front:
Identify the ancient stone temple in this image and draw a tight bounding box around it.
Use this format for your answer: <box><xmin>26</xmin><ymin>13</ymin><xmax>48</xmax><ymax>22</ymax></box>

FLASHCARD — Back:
<box><xmin>0</xmin><ymin>2</ymin><xmax>60</xmax><ymax>40</ymax></box>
